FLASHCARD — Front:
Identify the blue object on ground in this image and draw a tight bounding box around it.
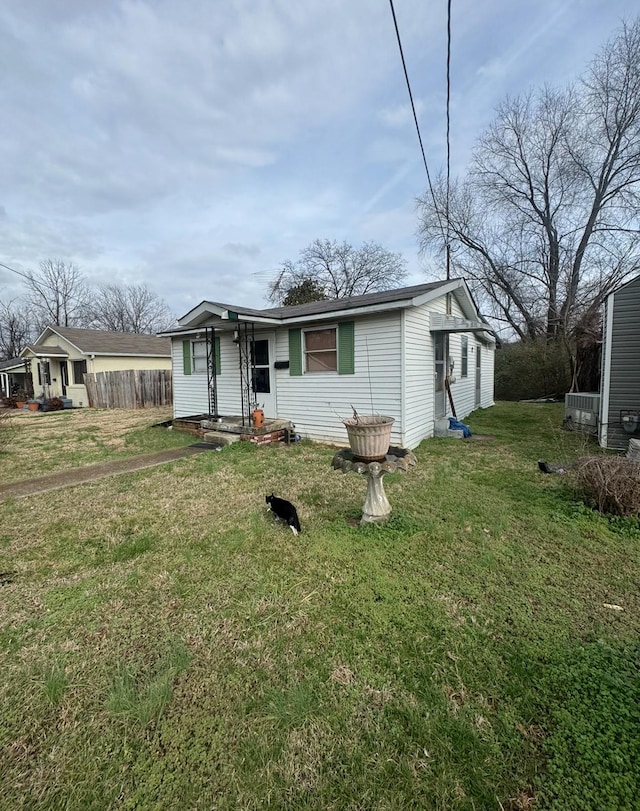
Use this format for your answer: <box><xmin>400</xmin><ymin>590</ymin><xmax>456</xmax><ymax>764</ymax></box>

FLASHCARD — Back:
<box><xmin>448</xmin><ymin>418</ymin><xmax>471</xmax><ymax>437</ymax></box>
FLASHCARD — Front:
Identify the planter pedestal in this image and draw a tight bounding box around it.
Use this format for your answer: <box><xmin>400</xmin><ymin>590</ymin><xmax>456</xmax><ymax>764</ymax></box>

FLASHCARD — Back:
<box><xmin>332</xmin><ymin>447</ymin><xmax>417</xmax><ymax>523</ymax></box>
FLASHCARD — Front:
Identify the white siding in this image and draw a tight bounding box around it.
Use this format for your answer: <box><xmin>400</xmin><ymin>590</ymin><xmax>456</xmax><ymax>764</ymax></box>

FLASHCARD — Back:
<box><xmin>275</xmin><ymin>313</ymin><xmax>403</xmax><ymax>445</ymax></box>
<box><xmin>170</xmin><ymin>293</ymin><xmax>495</xmax><ymax>444</ymax></box>
<box><xmin>403</xmin><ymin>293</ymin><xmax>495</xmax><ymax>447</ymax></box>
<box><xmin>402</xmin><ymin>307</ymin><xmax>434</xmax><ymax>448</ymax></box>
<box><xmin>172</xmin><ymin>332</ymin><xmax>243</xmax><ymax>418</ymax></box>
<box><xmin>445</xmin><ymin>292</ymin><xmax>495</xmax><ymax>417</ymax></box>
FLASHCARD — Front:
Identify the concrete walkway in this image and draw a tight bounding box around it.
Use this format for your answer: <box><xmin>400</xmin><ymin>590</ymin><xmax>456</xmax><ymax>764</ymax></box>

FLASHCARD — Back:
<box><xmin>0</xmin><ymin>445</ymin><xmax>213</xmax><ymax>501</ymax></box>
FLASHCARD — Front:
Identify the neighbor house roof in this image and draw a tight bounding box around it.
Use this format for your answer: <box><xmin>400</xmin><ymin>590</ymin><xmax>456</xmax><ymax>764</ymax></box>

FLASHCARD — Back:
<box><xmin>0</xmin><ymin>357</ymin><xmax>27</xmax><ymax>372</ymax></box>
<box><xmin>164</xmin><ymin>279</ymin><xmax>493</xmax><ymax>334</ymax></box>
<box><xmin>22</xmin><ymin>326</ymin><xmax>171</xmax><ymax>358</ymax></box>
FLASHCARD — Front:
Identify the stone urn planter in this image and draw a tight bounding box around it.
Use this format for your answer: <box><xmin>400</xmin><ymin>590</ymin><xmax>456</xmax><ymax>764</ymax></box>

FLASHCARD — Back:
<box><xmin>342</xmin><ymin>413</ymin><xmax>395</xmax><ymax>462</ymax></box>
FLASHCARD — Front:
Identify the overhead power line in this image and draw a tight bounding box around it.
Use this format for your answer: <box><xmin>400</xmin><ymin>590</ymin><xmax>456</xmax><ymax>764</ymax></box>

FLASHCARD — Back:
<box><xmin>446</xmin><ymin>0</ymin><xmax>452</xmax><ymax>280</ymax></box>
<box><xmin>387</xmin><ymin>0</ymin><xmax>453</xmax><ymax>278</ymax></box>
<box><xmin>0</xmin><ymin>260</ymin><xmax>32</xmax><ymax>283</ymax></box>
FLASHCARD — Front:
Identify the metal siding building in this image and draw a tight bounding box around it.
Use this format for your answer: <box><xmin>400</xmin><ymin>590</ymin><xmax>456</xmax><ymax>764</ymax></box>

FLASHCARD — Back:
<box><xmin>599</xmin><ymin>275</ymin><xmax>640</xmax><ymax>450</ymax></box>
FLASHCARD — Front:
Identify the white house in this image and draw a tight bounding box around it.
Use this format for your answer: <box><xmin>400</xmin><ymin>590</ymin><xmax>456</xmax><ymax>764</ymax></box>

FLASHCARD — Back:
<box><xmin>161</xmin><ymin>280</ymin><xmax>496</xmax><ymax>448</ymax></box>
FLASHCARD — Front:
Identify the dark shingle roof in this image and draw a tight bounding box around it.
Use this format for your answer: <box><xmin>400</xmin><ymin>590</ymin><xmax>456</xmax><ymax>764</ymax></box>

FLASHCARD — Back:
<box><xmin>26</xmin><ymin>345</ymin><xmax>69</xmax><ymax>357</ymax></box>
<box><xmin>0</xmin><ymin>357</ymin><xmax>26</xmax><ymax>372</ymax></box>
<box><xmin>46</xmin><ymin>326</ymin><xmax>171</xmax><ymax>356</ymax></box>
<box><xmin>197</xmin><ymin>280</ymin><xmax>458</xmax><ymax>322</ymax></box>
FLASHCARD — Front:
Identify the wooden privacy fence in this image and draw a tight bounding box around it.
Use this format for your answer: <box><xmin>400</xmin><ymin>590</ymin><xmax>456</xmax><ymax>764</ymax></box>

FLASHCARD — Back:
<box><xmin>84</xmin><ymin>370</ymin><xmax>173</xmax><ymax>409</ymax></box>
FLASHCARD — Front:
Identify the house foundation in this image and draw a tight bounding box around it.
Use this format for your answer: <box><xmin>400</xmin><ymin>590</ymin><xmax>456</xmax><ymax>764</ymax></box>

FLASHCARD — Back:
<box><xmin>173</xmin><ymin>414</ymin><xmax>295</xmax><ymax>446</ymax></box>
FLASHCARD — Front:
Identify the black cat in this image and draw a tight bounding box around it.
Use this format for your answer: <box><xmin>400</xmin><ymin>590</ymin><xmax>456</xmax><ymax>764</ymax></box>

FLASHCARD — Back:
<box><xmin>266</xmin><ymin>494</ymin><xmax>301</xmax><ymax>536</ymax></box>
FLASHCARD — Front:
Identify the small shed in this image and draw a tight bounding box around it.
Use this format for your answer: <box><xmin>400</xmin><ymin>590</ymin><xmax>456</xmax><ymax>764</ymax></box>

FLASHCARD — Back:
<box><xmin>599</xmin><ymin>274</ymin><xmax>640</xmax><ymax>450</ymax></box>
<box><xmin>162</xmin><ymin>279</ymin><xmax>496</xmax><ymax>449</ymax></box>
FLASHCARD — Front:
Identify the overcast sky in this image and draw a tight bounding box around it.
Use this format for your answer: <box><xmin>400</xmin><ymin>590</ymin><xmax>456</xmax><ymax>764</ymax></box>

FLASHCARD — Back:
<box><xmin>0</xmin><ymin>0</ymin><xmax>637</xmax><ymax>319</ymax></box>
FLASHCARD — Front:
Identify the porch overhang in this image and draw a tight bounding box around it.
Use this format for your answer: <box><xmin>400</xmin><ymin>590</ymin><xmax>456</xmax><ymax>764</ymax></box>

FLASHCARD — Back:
<box><xmin>20</xmin><ymin>345</ymin><xmax>69</xmax><ymax>359</ymax></box>
<box><xmin>429</xmin><ymin>313</ymin><xmax>495</xmax><ymax>343</ymax></box>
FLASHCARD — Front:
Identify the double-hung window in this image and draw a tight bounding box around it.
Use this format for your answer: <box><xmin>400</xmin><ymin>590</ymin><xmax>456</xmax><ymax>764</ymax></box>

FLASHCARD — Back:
<box><xmin>303</xmin><ymin>328</ymin><xmax>337</xmax><ymax>373</ymax></box>
<box><xmin>182</xmin><ymin>336</ymin><xmax>221</xmax><ymax>376</ymax></box>
<box><xmin>461</xmin><ymin>336</ymin><xmax>469</xmax><ymax>378</ymax></box>
<box><xmin>192</xmin><ymin>340</ymin><xmax>207</xmax><ymax>373</ymax></box>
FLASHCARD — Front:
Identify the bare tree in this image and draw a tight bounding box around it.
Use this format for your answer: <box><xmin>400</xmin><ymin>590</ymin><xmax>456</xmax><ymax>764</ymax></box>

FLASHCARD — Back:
<box><xmin>25</xmin><ymin>259</ymin><xmax>91</xmax><ymax>331</ymax></box>
<box><xmin>418</xmin><ymin>18</ymin><xmax>640</xmax><ymax>351</ymax></box>
<box><xmin>86</xmin><ymin>283</ymin><xmax>175</xmax><ymax>333</ymax></box>
<box><xmin>0</xmin><ymin>299</ymin><xmax>34</xmax><ymax>359</ymax></box>
<box><xmin>268</xmin><ymin>239</ymin><xmax>407</xmax><ymax>305</ymax></box>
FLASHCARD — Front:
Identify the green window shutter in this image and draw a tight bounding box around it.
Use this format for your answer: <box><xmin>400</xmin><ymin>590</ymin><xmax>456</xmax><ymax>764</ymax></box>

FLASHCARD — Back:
<box><xmin>214</xmin><ymin>336</ymin><xmax>221</xmax><ymax>376</ymax></box>
<box><xmin>289</xmin><ymin>329</ymin><xmax>302</xmax><ymax>376</ymax></box>
<box><xmin>182</xmin><ymin>340</ymin><xmax>192</xmax><ymax>375</ymax></box>
<box><xmin>338</xmin><ymin>321</ymin><xmax>355</xmax><ymax>375</ymax></box>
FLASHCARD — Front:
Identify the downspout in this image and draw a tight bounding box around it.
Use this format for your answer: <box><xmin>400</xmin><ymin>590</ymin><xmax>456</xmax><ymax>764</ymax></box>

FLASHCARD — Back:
<box><xmin>599</xmin><ymin>295</ymin><xmax>614</xmax><ymax>448</ymax></box>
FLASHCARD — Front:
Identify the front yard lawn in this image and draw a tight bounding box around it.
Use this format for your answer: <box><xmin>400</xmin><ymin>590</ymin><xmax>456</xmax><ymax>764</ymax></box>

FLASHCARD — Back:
<box><xmin>0</xmin><ymin>406</ymin><xmax>194</xmax><ymax>481</ymax></box>
<box><xmin>0</xmin><ymin>403</ymin><xmax>638</xmax><ymax>810</ymax></box>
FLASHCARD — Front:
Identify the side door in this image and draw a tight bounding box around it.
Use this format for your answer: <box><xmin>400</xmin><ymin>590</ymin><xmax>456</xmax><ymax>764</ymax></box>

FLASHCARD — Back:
<box><xmin>475</xmin><ymin>346</ymin><xmax>482</xmax><ymax>407</ymax></box>
<box><xmin>434</xmin><ymin>333</ymin><xmax>447</xmax><ymax>418</ymax></box>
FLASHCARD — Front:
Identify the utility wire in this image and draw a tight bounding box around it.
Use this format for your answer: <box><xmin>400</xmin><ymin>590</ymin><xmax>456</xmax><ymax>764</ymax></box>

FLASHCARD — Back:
<box><xmin>446</xmin><ymin>0</ymin><xmax>452</xmax><ymax>280</ymax></box>
<box><xmin>0</xmin><ymin>260</ymin><xmax>32</xmax><ymax>282</ymax></box>
<box><xmin>387</xmin><ymin>0</ymin><xmax>452</xmax><ymax>272</ymax></box>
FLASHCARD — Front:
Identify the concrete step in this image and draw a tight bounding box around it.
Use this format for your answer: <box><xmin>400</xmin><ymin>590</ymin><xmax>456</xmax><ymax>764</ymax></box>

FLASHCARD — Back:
<box><xmin>202</xmin><ymin>431</ymin><xmax>240</xmax><ymax>445</ymax></box>
<box><xmin>433</xmin><ymin>417</ymin><xmax>465</xmax><ymax>439</ymax></box>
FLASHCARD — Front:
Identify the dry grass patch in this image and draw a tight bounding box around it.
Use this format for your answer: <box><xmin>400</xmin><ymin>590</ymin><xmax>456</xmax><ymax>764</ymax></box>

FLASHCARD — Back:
<box><xmin>0</xmin><ymin>406</ymin><xmax>190</xmax><ymax>483</ymax></box>
<box><xmin>571</xmin><ymin>455</ymin><xmax>640</xmax><ymax>517</ymax></box>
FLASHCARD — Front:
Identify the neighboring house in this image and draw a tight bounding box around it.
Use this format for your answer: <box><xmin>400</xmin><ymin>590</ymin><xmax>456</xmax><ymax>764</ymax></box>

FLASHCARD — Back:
<box><xmin>20</xmin><ymin>326</ymin><xmax>172</xmax><ymax>407</ymax></box>
<box><xmin>0</xmin><ymin>357</ymin><xmax>31</xmax><ymax>399</ymax></box>
<box><xmin>599</xmin><ymin>274</ymin><xmax>640</xmax><ymax>450</ymax></box>
<box><xmin>161</xmin><ymin>279</ymin><xmax>496</xmax><ymax>448</ymax></box>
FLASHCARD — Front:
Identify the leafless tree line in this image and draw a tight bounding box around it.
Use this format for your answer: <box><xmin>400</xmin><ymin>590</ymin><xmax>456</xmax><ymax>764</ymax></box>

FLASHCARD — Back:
<box><xmin>418</xmin><ymin>18</ymin><xmax>640</xmax><ymax>370</ymax></box>
<box><xmin>0</xmin><ymin>259</ymin><xmax>175</xmax><ymax>359</ymax></box>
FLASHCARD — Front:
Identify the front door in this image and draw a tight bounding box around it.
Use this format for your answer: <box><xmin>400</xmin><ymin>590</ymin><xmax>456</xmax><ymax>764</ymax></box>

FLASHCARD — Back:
<box><xmin>434</xmin><ymin>333</ymin><xmax>447</xmax><ymax>418</ymax></box>
<box><xmin>251</xmin><ymin>334</ymin><xmax>277</xmax><ymax>417</ymax></box>
<box><xmin>60</xmin><ymin>361</ymin><xmax>69</xmax><ymax>396</ymax></box>
<box><xmin>475</xmin><ymin>346</ymin><xmax>482</xmax><ymax>407</ymax></box>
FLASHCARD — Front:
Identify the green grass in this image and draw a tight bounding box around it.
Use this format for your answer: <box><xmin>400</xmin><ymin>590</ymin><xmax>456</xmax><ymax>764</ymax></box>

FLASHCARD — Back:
<box><xmin>0</xmin><ymin>402</ymin><xmax>638</xmax><ymax>810</ymax></box>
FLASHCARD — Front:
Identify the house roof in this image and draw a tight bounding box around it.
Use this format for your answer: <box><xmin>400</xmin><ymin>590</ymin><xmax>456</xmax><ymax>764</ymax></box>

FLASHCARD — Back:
<box><xmin>23</xmin><ymin>344</ymin><xmax>69</xmax><ymax>358</ymax></box>
<box><xmin>0</xmin><ymin>357</ymin><xmax>27</xmax><ymax>372</ymax></box>
<box><xmin>166</xmin><ymin>279</ymin><xmax>493</xmax><ymax>334</ymax></box>
<box><xmin>22</xmin><ymin>326</ymin><xmax>171</xmax><ymax>358</ymax></box>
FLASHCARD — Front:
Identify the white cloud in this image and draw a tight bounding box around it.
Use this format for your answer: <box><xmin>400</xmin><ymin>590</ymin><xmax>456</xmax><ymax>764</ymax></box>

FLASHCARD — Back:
<box><xmin>0</xmin><ymin>0</ymin><xmax>637</xmax><ymax>318</ymax></box>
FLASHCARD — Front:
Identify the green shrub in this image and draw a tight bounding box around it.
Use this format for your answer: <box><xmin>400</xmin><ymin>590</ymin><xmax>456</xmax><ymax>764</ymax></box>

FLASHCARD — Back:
<box><xmin>47</xmin><ymin>397</ymin><xmax>65</xmax><ymax>411</ymax></box>
<box><xmin>495</xmin><ymin>340</ymin><xmax>571</xmax><ymax>400</ymax></box>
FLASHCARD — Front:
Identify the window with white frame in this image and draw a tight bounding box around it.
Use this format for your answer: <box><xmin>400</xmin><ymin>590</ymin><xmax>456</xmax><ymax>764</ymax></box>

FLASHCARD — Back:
<box><xmin>303</xmin><ymin>327</ymin><xmax>337</xmax><ymax>373</ymax></box>
<box><xmin>192</xmin><ymin>340</ymin><xmax>207</xmax><ymax>373</ymax></box>
<box><xmin>461</xmin><ymin>336</ymin><xmax>469</xmax><ymax>377</ymax></box>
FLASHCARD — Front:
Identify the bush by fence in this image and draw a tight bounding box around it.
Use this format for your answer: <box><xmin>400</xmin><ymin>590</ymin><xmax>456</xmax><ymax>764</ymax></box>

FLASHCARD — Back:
<box><xmin>84</xmin><ymin>370</ymin><xmax>173</xmax><ymax>409</ymax></box>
